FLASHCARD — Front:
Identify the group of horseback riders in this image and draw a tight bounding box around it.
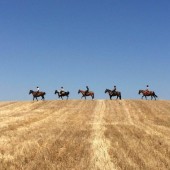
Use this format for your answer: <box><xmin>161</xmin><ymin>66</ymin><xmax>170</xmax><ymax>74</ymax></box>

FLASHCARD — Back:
<box><xmin>36</xmin><ymin>85</ymin><xmax>117</xmax><ymax>96</ymax></box>
<box><xmin>29</xmin><ymin>84</ymin><xmax>157</xmax><ymax>101</ymax></box>
<box><xmin>36</xmin><ymin>86</ymin><xmax>65</xmax><ymax>95</ymax></box>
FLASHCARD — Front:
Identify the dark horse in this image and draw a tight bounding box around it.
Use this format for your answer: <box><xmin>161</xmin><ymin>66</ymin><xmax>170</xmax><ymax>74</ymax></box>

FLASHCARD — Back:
<box><xmin>78</xmin><ymin>89</ymin><xmax>94</xmax><ymax>100</ymax></box>
<box><xmin>105</xmin><ymin>89</ymin><xmax>121</xmax><ymax>100</ymax></box>
<box><xmin>138</xmin><ymin>90</ymin><xmax>158</xmax><ymax>100</ymax></box>
<box><xmin>54</xmin><ymin>90</ymin><xmax>70</xmax><ymax>100</ymax></box>
<box><xmin>29</xmin><ymin>90</ymin><xmax>46</xmax><ymax>101</ymax></box>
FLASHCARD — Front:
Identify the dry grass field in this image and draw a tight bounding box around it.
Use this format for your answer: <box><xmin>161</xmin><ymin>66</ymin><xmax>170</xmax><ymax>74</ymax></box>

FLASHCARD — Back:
<box><xmin>0</xmin><ymin>100</ymin><xmax>170</xmax><ymax>170</ymax></box>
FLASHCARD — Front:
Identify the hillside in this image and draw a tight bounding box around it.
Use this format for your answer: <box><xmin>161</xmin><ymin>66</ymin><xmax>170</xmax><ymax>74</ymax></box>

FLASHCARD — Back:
<box><xmin>0</xmin><ymin>100</ymin><xmax>170</xmax><ymax>170</ymax></box>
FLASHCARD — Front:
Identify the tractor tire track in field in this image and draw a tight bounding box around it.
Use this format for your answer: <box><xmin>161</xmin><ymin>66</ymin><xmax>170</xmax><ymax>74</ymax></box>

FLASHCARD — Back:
<box><xmin>91</xmin><ymin>100</ymin><xmax>117</xmax><ymax>170</ymax></box>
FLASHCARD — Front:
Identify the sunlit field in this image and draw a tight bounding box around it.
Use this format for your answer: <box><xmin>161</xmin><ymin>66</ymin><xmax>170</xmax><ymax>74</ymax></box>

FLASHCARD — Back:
<box><xmin>0</xmin><ymin>100</ymin><xmax>170</xmax><ymax>170</ymax></box>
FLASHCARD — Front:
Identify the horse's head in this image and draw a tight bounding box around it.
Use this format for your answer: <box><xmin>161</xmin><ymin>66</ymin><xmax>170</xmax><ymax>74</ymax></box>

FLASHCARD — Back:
<box><xmin>138</xmin><ymin>90</ymin><xmax>142</xmax><ymax>94</ymax></box>
<box><xmin>54</xmin><ymin>90</ymin><xmax>58</xmax><ymax>94</ymax></box>
<box><xmin>78</xmin><ymin>89</ymin><xmax>80</xmax><ymax>94</ymax></box>
<box><xmin>105</xmin><ymin>89</ymin><xmax>109</xmax><ymax>93</ymax></box>
<box><xmin>29</xmin><ymin>90</ymin><xmax>33</xmax><ymax>94</ymax></box>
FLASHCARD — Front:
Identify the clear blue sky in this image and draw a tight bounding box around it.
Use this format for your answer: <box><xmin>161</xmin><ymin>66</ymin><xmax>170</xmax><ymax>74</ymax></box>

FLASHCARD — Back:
<box><xmin>0</xmin><ymin>0</ymin><xmax>170</xmax><ymax>100</ymax></box>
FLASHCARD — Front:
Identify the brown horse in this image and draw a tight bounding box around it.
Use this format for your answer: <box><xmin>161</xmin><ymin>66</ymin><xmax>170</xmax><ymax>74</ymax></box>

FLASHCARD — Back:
<box><xmin>54</xmin><ymin>90</ymin><xmax>70</xmax><ymax>100</ymax></box>
<box><xmin>138</xmin><ymin>90</ymin><xmax>158</xmax><ymax>100</ymax></box>
<box><xmin>78</xmin><ymin>89</ymin><xmax>94</xmax><ymax>100</ymax></box>
<box><xmin>105</xmin><ymin>89</ymin><xmax>121</xmax><ymax>100</ymax></box>
<box><xmin>29</xmin><ymin>90</ymin><xmax>46</xmax><ymax>101</ymax></box>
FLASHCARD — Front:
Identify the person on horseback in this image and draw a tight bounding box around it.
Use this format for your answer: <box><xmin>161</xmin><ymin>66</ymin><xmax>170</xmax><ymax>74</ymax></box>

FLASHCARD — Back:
<box><xmin>112</xmin><ymin>85</ymin><xmax>117</xmax><ymax>94</ymax></box>
<box><xmin>60</xmin><ymin>87</ymin><xmax>65</xmax><ymax>95</ymax></box>
<box><xmin>146</xmin><ymin>85</ymin><xmax>149</xmax><ymax>92</ymax></box>
<box><xmin>36</xmin><ymin>86</ymin><xmax>40</xmax><ymax>95</ymax></box>
<box><xmin>85</xmin><ymin>86</ymin><xmax>89</xmax><ymax>95</ymax></box>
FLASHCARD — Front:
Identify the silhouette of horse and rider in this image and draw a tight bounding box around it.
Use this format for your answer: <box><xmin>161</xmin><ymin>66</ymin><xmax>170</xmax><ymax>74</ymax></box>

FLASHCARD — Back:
<box><xmin>29</xmin><ymin>85</ymin><xmax>158</xmax><ymax>101</ymax></box>
<box><xmin>54</xmin><ymin>87</ymin><xmax>70</xmax><ymax>100</ymax></box>
<box><xmin>105</xmin><ymin>85</ymin><xmax>121</xmax><ymax>100</ymax></box>
<box><xmin>138</xmin><ymin>85</ymin><xmax>158</xmax><ymax>100</ymax></box>
<box><xmin>29</xmin><ymin>87</ymin><xmax>46</xmax><ymax>101</ymax></box>
<box><xmin>78</xmin><ymin>86</ymin><xmax>94</xmax><ymax>100</ymax></box>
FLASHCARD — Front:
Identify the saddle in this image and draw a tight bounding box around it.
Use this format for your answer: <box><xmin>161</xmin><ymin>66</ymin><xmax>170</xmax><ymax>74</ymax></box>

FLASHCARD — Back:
<box><xmin>111</xmin><ymin>90</ymin><xmax>117</xmax><ymax>95</ymax></box>
<box><xmin>144</xmin><ymin>90</ymin><xmax>151</xmax><ymax>95</ymax></box>
<box><xmin>35</xmin><ymin>91</ymin><xmax>41</xmax><ymax>96</ymax></box>
<box><xmin>60</xmin><ymin>91</ymin><xmax>65</xmax><ymax>95</ymax></box>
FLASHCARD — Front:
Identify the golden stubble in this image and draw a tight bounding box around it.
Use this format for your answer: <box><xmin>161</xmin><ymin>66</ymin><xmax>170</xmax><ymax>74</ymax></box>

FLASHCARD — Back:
<box><xmin>0</xmin><ymin>100</ymin><xmax>170</xmax><ymax>170</ymax></box>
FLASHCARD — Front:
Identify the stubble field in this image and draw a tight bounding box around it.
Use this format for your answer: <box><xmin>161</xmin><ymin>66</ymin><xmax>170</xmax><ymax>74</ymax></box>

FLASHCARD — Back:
<box><xmin>0</xmin><ymin>100</ymin><xmax>170</xmax><ymax>170</ymax></box>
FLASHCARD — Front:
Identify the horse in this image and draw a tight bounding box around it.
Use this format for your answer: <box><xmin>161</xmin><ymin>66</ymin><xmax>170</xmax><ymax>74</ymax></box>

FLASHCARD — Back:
<box><xmin>138</xmin><ymin>90</ymin><xmax>158</xmax><ymax>100</ymax></box>
<box><xmin>29</xmin><ymin>90</ymin><xmax>46</xmax><ymax>101</ymax></box>
<box><xmin>78</xmin><ymin>89</ymin><xmax>94</xmax><ymax>100</ymax></box>
<box><xmin>54</xmin><ymin>90</ymin><xmax>70</xmax><ymax>100</ymax></box>
<box><xmin>105</xmin><ymin>89</ymin><xmax>121</xmax><ymax>100</ymax></box>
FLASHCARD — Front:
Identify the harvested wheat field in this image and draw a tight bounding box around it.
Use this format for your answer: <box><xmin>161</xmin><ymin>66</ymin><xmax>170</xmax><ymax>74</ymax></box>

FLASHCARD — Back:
<box><xmin>0</xmin><ymin>100</ymin><xmax>170</xmax><ymax>170</ymax></box>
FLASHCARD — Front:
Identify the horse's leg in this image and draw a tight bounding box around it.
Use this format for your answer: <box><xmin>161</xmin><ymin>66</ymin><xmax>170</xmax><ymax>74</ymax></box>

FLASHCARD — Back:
<box><xmin>145</xmin><ymin>96</ymin><xmax>147</xmax><ymax>100</ymax></box>
<box><xmin>92</xmin><ymin>94</ymin><xmax>94</xmax><ymax>100</ymax></box>
<box><xmin>110</xmin><ymin>95</ymin><xmax>112</xmax><ymax>100</ymax></box>
<box><xmin>154</xmin><ymin>95</ymin><xmax>156</xmax><ymax>100</ymax></box>
<box><xmin>141</xmin><ymin>95</ymin><xmax>144</xmax><ymax>99</ymax></box>
<box><xmin>61</xmin><ymin>96</ymin><xmax>63</xmax><ymax>100</ymax></box>
<box><xmin>36</xmin><ymin>97</ymin><xmax>38</xmax><ymax>101</ymax></box>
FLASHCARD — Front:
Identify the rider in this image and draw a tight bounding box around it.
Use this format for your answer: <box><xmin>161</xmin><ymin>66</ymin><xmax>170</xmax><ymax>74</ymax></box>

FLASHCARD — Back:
<box><xmin>112</xmin><ymin>85</ymin><xmax>117</xmax><ymax>94</ymax></box>
<box><xmin>60</xmin><ymin>87</ymin><xmax>65</xmax><ymax>95</ymax></box>
<box><xmin>85</xmin><ymin>86</ymin><xmax>89</xmax><ymax>95</ymax></box>
<box><xmin>146</xmin><ymin>85</ymin><xmax>149</xmax><ymax>92</ymax></box>
<box><xmin>36</xmin><ymin>86</ymin><xmax>40</xmax><ymax>95</ymax></box>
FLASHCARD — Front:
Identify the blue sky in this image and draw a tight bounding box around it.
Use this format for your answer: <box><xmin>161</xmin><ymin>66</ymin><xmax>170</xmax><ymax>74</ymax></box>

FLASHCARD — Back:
<box><xmin>0</xmin><ymin>0</ymin><xmax>170</xmax><ymax>100</ymax></box>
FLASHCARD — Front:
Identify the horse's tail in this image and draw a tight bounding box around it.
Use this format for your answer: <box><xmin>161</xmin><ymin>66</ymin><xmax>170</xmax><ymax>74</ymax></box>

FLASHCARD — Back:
<box><xmin>44</xmin><ymin>92</ymin><xmax>46</xmax><ymax>95</ymax></box>
<box><xmin>152</xmin><ymin>91</ymin><xmax>158</xmax><ymax>100</ymax></box>
<box><xmin>154</xmin><ymin>94</ymin><xmax>158</xmax><ymax>98</ymax></box>
<box><xmin>67</xmin><ymin>91</ymin><xmax>70</xmax><ymax>96</ymax></box>
<box><xmin>92</xmin><ymin>93</ymin><xmax>94</xmax><ymax>99</ymax></box>
<box><xmin>119</xmin><ymin>92</ymin><xmax>121</xmax><ymax>100</ymax></box>
<box><xmin>153</xmin><ymin>91</ymin><xmax>158</xmax><ymax>97</ymax></box>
